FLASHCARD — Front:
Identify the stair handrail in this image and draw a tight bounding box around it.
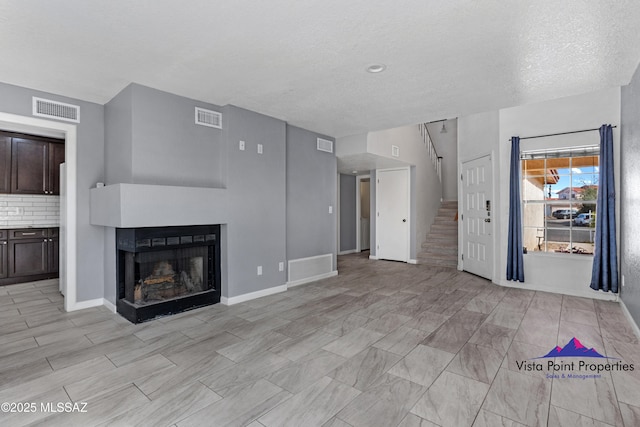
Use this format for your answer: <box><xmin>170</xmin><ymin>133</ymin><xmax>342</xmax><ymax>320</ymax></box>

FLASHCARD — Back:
<box><xmin>419</xmin><ymin>123</ymin><xmax>442</xmax><ymax>181</ymax></box>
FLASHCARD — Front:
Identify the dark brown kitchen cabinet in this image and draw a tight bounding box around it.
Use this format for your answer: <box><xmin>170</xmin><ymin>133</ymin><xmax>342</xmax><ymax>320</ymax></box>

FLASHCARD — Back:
<box><xmin>8</xmin><ymin>237</ymin><xmax>48</xmax><ymax>277</ymax></box>
<box><xmin>48</xmin><ymin>229</ymin><xmax>59</xmax><ymax>274</ymax></box>
<box><xmin>1</xmin><ymin>228</ymin><xmax>59</xmax><ymax>285</ymax></box>
<box><xmin>11</xmin><ymin>137</ymin><xmax>48</xmax><ymax>194</ymax></box>
<box><xmin>0</xmin><ymin>135</ymin><xmax>11</xmax><ymax>193</ymax></box>
<box><xmin>0</xmin><ymin>131</ymin><xmax>64</xmax><ymax>195</ymax></box>
<box><xmin>11</xmin><ymin>138</ymin><xmax>65</xmax><ymax>195</ymax></box>
<box><xmin>0</xmin><ymin>231</ymin><xmax>7</xmax><ymax>279</ymax></box>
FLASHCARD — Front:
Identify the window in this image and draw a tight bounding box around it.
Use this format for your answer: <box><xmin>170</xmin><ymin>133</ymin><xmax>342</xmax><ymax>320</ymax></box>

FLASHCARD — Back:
<box><xmin>521</xmin><ymin>145</ymin><xmax>599</xmax><ymax>255</ymax></box>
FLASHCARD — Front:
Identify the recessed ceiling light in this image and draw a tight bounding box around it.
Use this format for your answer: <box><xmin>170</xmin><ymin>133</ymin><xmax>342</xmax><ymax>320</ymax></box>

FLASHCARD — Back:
<box><xmin>366</xmin><ymin>64</ymin><xmax>386</xmax><ymax>73</ymax></box>
<box><xmin>352</xmin><ymin>170</ymin><xmax>358</xmax><ymax>174</ymax></box>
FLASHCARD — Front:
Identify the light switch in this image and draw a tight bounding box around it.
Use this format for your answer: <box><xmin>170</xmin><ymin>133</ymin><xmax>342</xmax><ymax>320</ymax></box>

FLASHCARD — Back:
<box><xmin>239</xmin><ymin>140</ymin><xmax>245</xmax><ymax>151</ymax></box>
<box><xmin>279</xmin><ymin>262</ymin><xmax>284</xmax><ymax>272</ymax></box>
<box><xmin>257</xmin><ymin>266</ymin><xmax>262</xmax><ymax>276</ymax></box>
<box><xmin>328</xmin><ymin>205</ymin><xmax>333</xmax><ymax>214</ymax></box>
<box><xmin>257</xmin><ymin>144</ymin><xmax>263</xmax><ymax>154</ymax></box>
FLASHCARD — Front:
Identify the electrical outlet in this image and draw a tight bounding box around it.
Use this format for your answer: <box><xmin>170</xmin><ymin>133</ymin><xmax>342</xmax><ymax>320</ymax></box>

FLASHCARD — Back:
<box><xmin>279</xmin><ymin>262</ymin><xmax>284</xmax><ymax>272</ymax></box>
<box><xmin>257</xmin><ymin>144</ymin><xmax>263</xmax><ymax>154</ymax></box>
<box><xmin>239</xmin><ymin>140</ymin><xmax>245</xmax><ymax>151</ymax></box>
<box><xmin>328</xmin><ymin>205</ymin><xmax>333</xmax><ymax>214</ymax></box>
<box><xmin>257</xmin><ymin>266</ymin><xmax>262</xmax><ymax>276</ymax></box>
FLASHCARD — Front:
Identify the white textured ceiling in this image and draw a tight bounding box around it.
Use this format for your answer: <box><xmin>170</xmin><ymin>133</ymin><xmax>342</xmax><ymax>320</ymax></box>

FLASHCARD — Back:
<box><xmin>1</xmin><ymin>1</ymin><xmax>639</xmax><ymax>137</ymax></box>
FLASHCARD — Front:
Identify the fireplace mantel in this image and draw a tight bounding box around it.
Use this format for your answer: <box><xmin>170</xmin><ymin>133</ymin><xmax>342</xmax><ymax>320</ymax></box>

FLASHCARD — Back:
<box><xmin>90</xmin><ymin>183</ymin><xmax>229</xmax><ymax>228</ymax></box>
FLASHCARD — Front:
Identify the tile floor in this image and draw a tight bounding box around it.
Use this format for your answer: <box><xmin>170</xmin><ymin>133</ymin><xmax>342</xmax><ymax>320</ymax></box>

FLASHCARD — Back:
<box><xmin>0</xmin><ymin>252</ymin><xmax>639</xmax><ymax>426</ymax></box>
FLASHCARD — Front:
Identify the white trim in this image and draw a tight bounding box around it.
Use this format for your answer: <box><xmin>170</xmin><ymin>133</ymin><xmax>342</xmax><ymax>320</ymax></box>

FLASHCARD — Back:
<box><xmin>103</xmin><ymin>299</ymin><xmax>117</xmax><ymax>313</ymax></box>
<box><xmin>498</xmin><ymin>279</ymin><xmax>618</xmax><ymax>302</ymax></box>
<box><xmin>0</xmin><ymin>112</ymin><xmax>78</xmax><ymax>313</ymax></box>
<box><xmin>287</xmin><ymin>270</ymin><xmax>338</xmax><ymax>288</ymax></box>
<box><xmin>369</xmin><ymin>255</ymin><xmax>379</xmax><ymax>260</ymax></box>
<box><xmin>620</xmin><ymin>299</ymin><xmax>640</xmax><ymax>341</ymax></box>
<box><xmin>67</xmin><ymin>297</ymin><xmax>103</xmax><ymax>311</ymax></box>
<box><xmin>221</xmin><ymin>284</ymin><xmax>288</xmax><ymax>306</ymax></box>
<box><xmin>339</xmin><ymin>249</ymin><xmax>357</xmax><ymax>255</ymax></box>
<box><xmin>408</xmin><ymin>259</ymin><xmax>418</xmax><ymax>264</ymax></box>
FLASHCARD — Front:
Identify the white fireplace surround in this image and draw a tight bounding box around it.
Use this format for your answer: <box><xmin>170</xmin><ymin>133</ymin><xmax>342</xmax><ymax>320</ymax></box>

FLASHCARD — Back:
<box><xmin>90</xmin><ymin>184</ymin><xmax>229</xmax><ymax>227</ymax></box>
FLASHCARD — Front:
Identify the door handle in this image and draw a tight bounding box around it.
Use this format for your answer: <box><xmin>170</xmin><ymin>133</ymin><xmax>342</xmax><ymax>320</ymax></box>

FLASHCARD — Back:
<box><xmin>402</xmin><ymin>219</ymin><xmax>407</xmax><ymax>222</ymax></box>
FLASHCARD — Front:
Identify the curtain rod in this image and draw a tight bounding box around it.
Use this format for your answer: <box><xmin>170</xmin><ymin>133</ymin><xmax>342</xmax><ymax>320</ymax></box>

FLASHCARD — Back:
<box><xmin>510</xmin><ymin>125</ymin><xmax>617</xmax><ymax>141</ymax></box>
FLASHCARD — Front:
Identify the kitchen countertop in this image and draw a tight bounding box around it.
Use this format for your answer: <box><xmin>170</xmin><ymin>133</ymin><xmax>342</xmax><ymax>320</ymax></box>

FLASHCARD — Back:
<box><xmin>0</xmin><ymin>225</ymin><xmax>60</xmax><ymax>230</ymax></box>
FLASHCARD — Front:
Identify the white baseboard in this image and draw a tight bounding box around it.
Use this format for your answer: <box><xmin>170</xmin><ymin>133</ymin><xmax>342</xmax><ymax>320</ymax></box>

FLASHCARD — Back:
<box><xmin>408</xmin><ymin>259</ymin><xmax>417</xmax><ymax>265</ymax></box>
<box><xmin>338</xmin><ymin>249</ymin><xmax>357</xmax><ymax>255</ymax></box>
<box><xmin>287</xmin><ymin>270</ymin><xmax>338</xmax><ymax>288</ymax></box>
<box><xmin>620</xmin><ymin>299</ymin><xmax>640</xmax><ymax>341</ymax></box>
<box><xmin>221</xmin><ymin>284</ymin><xmax>288</xmax><ymax>306</ymax></box>
<box><xmin>66</xmin><ymin>297</ymin><xmax>104</xmax><ymax>312</ymax></box>
<box><xmin>103</xmin><ymin>299</ymin><xmax>117</xmax><ymax>313</ymax></box>
<box><xmin>498</xmin><ymin>279</ymin><xmax>618</xmax><ymax>302</ymax></box>
<box><xmin>369</xmin><ymin>255</ymin><xmax>378</xmax><ymax>260</ymax></box>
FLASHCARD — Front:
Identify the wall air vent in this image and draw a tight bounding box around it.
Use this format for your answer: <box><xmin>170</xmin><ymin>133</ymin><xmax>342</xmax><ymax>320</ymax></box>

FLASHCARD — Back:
<box><xmin>32</xmin><ymin>97</ymin><xmax>80</xmax><ymax>123</ymax></box>
<box><xmin>317</xmin><ymin>138</ymin><xmax>333</xmax><ymax>153</ymax></box>
<box><xmin>195</xmin><ymin>107</ymin><xmax>222</xmax><ymax>129</ymax></box>
<box><xmin>392</xmin><ymin>145</ymin><xmax>400</xmax><ymax>157</ymax></box>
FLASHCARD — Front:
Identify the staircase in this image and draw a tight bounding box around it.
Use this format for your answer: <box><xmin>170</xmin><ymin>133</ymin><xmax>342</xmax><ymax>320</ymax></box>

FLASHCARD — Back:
<box><xmin>418</xmin><ymin>201</ymin><xmax>458</xmax><ymax>268</ymax></box>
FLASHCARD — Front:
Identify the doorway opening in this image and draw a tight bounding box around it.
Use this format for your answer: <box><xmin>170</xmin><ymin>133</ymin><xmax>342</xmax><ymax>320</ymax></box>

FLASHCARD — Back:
<box><xmin>0</xmin><ymin>112</ymin><xmax>77</xmax><ymax>311</ymax></box>
<box><xmin>356</xmin><ymin>175</ymin><xmax>370</xmax><ymax>252</ymax></box>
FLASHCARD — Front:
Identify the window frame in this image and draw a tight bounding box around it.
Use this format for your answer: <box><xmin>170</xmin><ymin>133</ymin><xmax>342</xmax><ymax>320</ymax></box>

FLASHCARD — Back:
<box><xmin>520</xmin><ymin>145</ymin><xmax>599</xmax><ymax>256</ymax></box>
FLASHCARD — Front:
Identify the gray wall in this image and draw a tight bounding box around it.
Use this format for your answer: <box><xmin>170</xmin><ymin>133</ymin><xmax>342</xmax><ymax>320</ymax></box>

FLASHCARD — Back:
<box><xmin>621</xmin><ymin>63</ymin><xmax>640</xmax><ymax>328</ymax></box>
<box><xmin>286</xmin><ymin>125</ymin><xmax>337</xmax><ymax>263</ymax></box>
<box><xmin>105</xmin><ymin>83</ymin><xmax>225</xmax><ymax>187</ymax></box>
<box><xmin>104</xmin><ymin>84</ymin><xmax>133</xmax><ymax>184</ymax></box>
<box><xmin>0</xmin><ymin>82</ymin><xmax>106</xmax><ymax>302</ymax></box>
<box><xmin>223</xmin><ymin>105</ymin><xmax>287</xmax><ymax>297</ymax></box>
<box><xmin>339</xmin><ymin>174</ymin><xmax>357</xmax><ymax>252</ymax></box>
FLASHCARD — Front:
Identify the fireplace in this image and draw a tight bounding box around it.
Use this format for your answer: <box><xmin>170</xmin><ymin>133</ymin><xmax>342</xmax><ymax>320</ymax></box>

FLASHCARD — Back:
<box><xmin>116</xmin><ymin>225</ymin><xmax>221</xmax><ymax>323</ymax></box>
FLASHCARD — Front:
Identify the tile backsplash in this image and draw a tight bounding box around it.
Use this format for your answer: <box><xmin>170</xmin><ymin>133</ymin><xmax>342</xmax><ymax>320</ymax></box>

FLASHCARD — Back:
<box><xmin>0</xmin><ymin>194</ymin><xmax>60</xmax><ymax>227</ymax></box>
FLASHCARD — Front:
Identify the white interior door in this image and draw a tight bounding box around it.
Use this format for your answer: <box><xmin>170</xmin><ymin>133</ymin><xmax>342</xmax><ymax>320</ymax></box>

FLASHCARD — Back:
<box><xmin>462</xmin><ymin>155</ymin><xmax>493</xmax><ymax>279</ymax></box>
<box><xmin>360</xmin><ymin>178</ymin><xmax>370</xmax><ymax>251</ymax></box>
<box><xmin>377</xmin><ymin>168</ymin><xmax>409</xmax><ymax>262</ymax></box>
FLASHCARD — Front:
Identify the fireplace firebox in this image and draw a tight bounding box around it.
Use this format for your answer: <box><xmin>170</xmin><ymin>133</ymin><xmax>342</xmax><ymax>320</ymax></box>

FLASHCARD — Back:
<box><xmin>116</xmin><ymin>225</ymin><xmax>221</xmax><ymax>323</ymax></box>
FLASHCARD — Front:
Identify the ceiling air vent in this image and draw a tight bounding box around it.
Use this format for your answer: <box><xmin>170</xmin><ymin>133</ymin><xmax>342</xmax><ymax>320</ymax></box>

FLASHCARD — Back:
<box><xmin>195</xmin><ymin>107</ymin><xmax>222</xmax><ymax>129</ymax></box>
<box><xmin>32</xmin><ymin>97</ymin><xmax>80</xmax><ymax>123</ymax></box>
<box><xmin>317</xmin><ymin>138</ymin><xmax>333</xmax><ymax>153</ymax></box>
<box><xmin>392</xmin><ymin>145</ymin><xmax>400</xmax><ymax>157</ymax></box>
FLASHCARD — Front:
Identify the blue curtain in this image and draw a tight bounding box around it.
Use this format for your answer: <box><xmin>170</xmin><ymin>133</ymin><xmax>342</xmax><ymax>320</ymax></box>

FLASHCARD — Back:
<box><xmin>507</xmin><ymin>136</ymin><xmax>525</xmax><ymax>282</ymax></box>
<box><xmin>590</xmin><ymin>125</ymin><xmax>618</xmax><ymax>293</ymax></box>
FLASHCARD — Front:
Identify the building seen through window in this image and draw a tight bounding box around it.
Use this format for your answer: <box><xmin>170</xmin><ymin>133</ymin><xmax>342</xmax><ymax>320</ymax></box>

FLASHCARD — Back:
<box><xmin>521</xmin><ymin>146</ymin><xmax>599</xmax><ymax>255</ymax></box>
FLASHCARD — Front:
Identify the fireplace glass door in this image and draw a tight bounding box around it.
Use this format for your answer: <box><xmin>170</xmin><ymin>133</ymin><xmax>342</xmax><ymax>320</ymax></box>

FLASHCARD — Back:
<box><xmin>133</xmin><ymin>246</ymin><xmax>208</xmax><ymax>305</ymax></box>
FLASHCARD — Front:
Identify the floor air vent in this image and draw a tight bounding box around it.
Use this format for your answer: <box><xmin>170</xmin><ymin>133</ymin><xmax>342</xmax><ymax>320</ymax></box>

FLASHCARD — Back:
<box><xmin>195</xmin><ymin>107</ymin><xmax>222</xmax><ymax>129</ymax></box>
<box><xmin>32</xmin><ymin>97</ymin><xmax>80</xmax><ymax>123</ymax></box>
<box><xmin>317</xmin><ymin>138</ymin><xmax>333</xmax><ymax>153</ymax></box>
